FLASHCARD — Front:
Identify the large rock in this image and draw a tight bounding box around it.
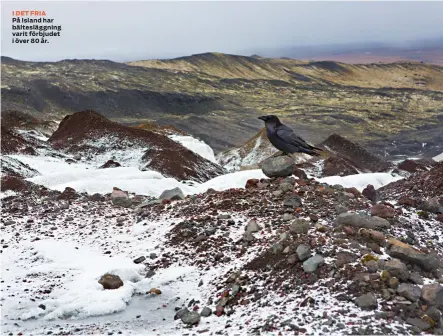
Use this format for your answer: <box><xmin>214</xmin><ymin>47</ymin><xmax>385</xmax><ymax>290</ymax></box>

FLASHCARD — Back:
<box><xmin>335</xmin><ymin>212</ymin><xmax>390</xmax><ymax>229</ymax></box>
<box><xmin>259</xmin><ymin>156</ymin><xmax>294</xmax><ymax>178</ymax></box>
<box><xmin>370</xmin><ymin>204</ymin><xmax>396</xmax><ymax>218</ymax></box>
<box><xmin>245</xmin><ymin>219</ymin><xmax>262</xmax><ymax>233</ymax></box>
<box><xmin>289</xmin><ymin>219</ymin><xmax>310</xmax><ymax>234</ymax></box>
<box><xmin>322</xmin><ymin>156</ymin><xmax>359</xmax><ymax>177</ymax></box>
<box><xmin>181</xmin><ymin>311</ymin><xmax>201</xmax><ymax>325</ymax></box>
<box><xmin>335</xmin><ymin>251</ymin><xmax>357</xmax><ymax>268</ymax></box>
<box><xmin>302</xmin><ymin>255</ymin><xmax>324</xmax><ymax>273</ymax></box>
<box><xmin>111</xmin><ymin>188</ymin><xmax>132</xmax><ymax>207</ymax></box>
<box><xmin>386</xmin><ymin>238</ymin><xmax>440</xmax><ymax>272</ymax></box>
<box><xmin>159</xmin><ymin>187</ymin><xmax>185</xmax><ymax>201</ymax></box>
<box><xmin>421</xmin><ymin>283</ymin><xmax>443</xmax><ymax>308</ymax></box>
<box><xmin>98</xmin><ymin>273</ymin><xmax>123</xmax><ymax>290</ymax></box>
<box><xmin>383</xmin><ymin>258</ymin><xmax>410</xmax><ymax>281</ymax></box>
<box><xmin>397</xmin><ymin>283</ymin><xmax>421</xmax><ymax>302</ymax></box>
<box><xmin>355</xmin><ymin>293</ymin><xmax>378</xmax><ymax>310</ymax></box>
<box><xmin>296</xmin><ymin>244</ymin><xmax>312</xmax><ymax>262</ymax></box>
<box><xmin>362</xmin><ymin>184</ymin><xmax>377</xmax><ymax>203</ymax></box>
<box><xmin>319</xmin><ymin>134</ymin><xmax>391</xmax><ymax>173</ymax></box>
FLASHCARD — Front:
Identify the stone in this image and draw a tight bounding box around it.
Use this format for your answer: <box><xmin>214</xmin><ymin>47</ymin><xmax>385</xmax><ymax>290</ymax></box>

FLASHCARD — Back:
<box><xmin>335</xmin><ymin>212</ymin><xmax>390</xmax><ymax>229</ymax></box>
<box><xmin>370</xmin><ymin>204</ymin><xmax>396</xmax><ymax>218</ymax></box>
<box><xmin>303</xmin><ymin>255</ymin><xmax>325</xmax><ymax>273</ymax></box>
<box><xmin>335</xmin><ymin>205</ymin><xmax>349</xmax><ymax>215</ymax></box>
<box><xmin>272</xmin><ymin>242</ymin><xmax>284</xmax><ymax>255</ymax></box>
<box><xmin>148</xmin><ymin>288</ymin><xmax>162</xmax><ymax>295</ymax></box>
<box><xmin>159</xmin><ymin>187</ymin><xmax>184</xmax><ymax>201</ymax></box>
<box><xmin>409</xmin><ymin>272</ymin><xmax>424</xmax><ymax>285</ymax></box>
<box><xmin>335</xmin><ymin>251</ymin><xmax>357</xmax><ymax>268</ymax></box>
<box><xmin>360</xmin><ymin>229</ymin><xmax>386</xmax><ymax>245</ymax></box>
<box><xmin>388</xmin><ymin>277</ymin><xmax>399</xmax><ymax>289</ymax></box>
<box><xmin>289</xmin><ymin>219</ymin><xmax>310</xmax><ymax>234</ymax></box>
<box><xmin>200</xmin><ymin>307</ymin><xmax>212</xmax><ymax>317</ymax></box>
<box><xmin>279</xmin><ymin>183</ymin><xmax>293</xmax><ymax>192</ymax></box>
<box><xmin>421</xmin><ymin>283</ymin><xmax>443</xmax><ymax>308</ymax></box>
<box><xmin>174</xmin><ymin>307</ymin><xmax>190</xmax><ymax>320</ymax></box>
<box><xmin>355</xmin><ymin>293</ymin><xmax>377</xmax><ymax>309</ymax></box>
<box><xmin>98</xmin><ymin>273</ymin><xmax>123</xmax><ymax>290</ymax></box>
<box><xmin>287</xmin><ymin>254</ymin><xmax>298</xmax><ymax>264</ymax></box>
<box><xmin>245</xmin><ymin>219</ymin><xmax>262</xmax><ymax>233</ymax></box>
<box><xmin>283</xmin><ymin>194</ymin><xmax>303</xmax><ymax>208</ymax></box>
<box><xmin>398</xmin><ymin>196</ymin><xmax>417</xmax><ymax>207</ymax></box>
<box><xmin>283</xmin><ymin>213</ymin><xmax>294</xmax><ymax>221</ymax></box>
<box><xmin>362</xmin><ymin>184</ymin><xmax>377</xmax><ymax>202</ymax></box>
<box><xmin>181</xmin><ymin>311</ymin><xmax>201</xmax><ymax>325</ymax></box>
<box><xmin>111</xmin><ymin>189</ymin><xmax>132</xmax><ymax>207</ymax></box>
<box><xmin>419</xmin><ymin>198</ymin><xmax>443</xmax><ymax>214</ymax></box>
<box><xmin>387</xmin><ymin>238</ymin><xmax>440</xmax><ymax>272</ymax></box>
<box><xmin>383</xmin><ymin>258</ymin><xmax>410</xmax><ymax>281</ymax></box>
<box><xmin>260</xmin><ymin>156</ymin><xmax>294</xmax><ymax>178</ymax></box>
<box><xmin>406</xmin><ymin>317</ymin><xmax>432</xmax><ymax>331</ymax></box>
<box><xmin>397</xmin><ymin>283</ymin><xmax>421</xmax><ymax>302</ymax></box>
<box><xmin>296</xmin><ymin>244</ymin><xmax>311</xmax><ymax>262</ymax></box>
<box><xmin>133</xmin><ymin>256</ymin><xmax>146</xmax><ymax>264</ymax></box>
<box><xmin>242</xmin><ymin>231</ymin><xmax>255</xmax><ymax>242</ymax></box>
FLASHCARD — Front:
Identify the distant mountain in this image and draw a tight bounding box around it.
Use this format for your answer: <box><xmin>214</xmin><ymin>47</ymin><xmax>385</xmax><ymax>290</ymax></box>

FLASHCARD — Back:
<box><xmin>2</xmin><ymin>52</ymin><xmax>443</xmax><ymax>157</ymax></box>
<box><xmin>256</xmin><ymin>37</ymin><xmax>443</xmax><ymax>66</ymax></box>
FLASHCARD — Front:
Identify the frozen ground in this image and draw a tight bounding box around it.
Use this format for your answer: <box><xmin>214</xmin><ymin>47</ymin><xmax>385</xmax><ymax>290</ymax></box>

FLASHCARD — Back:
<box><xmin>7</xmin><ymin>132</ymin><xmax>440</xmax><ymax>336</ymax></box>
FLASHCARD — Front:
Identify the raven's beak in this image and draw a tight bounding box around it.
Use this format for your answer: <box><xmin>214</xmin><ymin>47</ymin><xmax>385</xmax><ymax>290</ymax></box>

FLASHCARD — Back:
<box><xmin>258</xmin><ymin>116</ymin><xmax>266</xmax><ymax>121</ymax></box>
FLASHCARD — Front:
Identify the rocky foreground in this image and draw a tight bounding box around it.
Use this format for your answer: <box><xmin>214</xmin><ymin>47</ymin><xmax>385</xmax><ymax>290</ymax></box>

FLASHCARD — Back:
<box><xmin>1</xmin><ymin>158</ymin><xmax>442</xmax><ymax>335</ymax></box>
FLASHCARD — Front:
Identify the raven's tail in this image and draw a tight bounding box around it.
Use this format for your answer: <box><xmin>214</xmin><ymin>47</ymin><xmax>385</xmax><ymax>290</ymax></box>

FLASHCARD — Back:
<box><xmin>301</xmin><ymin>148</ymin><xmax>322</xmax><ymax>157</ymax></box>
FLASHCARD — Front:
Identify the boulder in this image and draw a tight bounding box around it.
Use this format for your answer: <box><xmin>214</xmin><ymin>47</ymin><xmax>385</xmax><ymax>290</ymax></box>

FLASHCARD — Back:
<box><xmin>98</xmin><ymin>273</ymin><xmax>123</xmax><ymax>290</ymax></box>
<box><xmin>159</xmin><ymin>187</ymin><xmax>185</xmax><ymax>201</ymax></box>
<box><xmin>260</xmin><ymin>156</ymin><xmax>294</xmax><ymax>178</ymax></box>
<box><xmin>386</xmin><ymin>238</ymin><xmax>440</xmax><ymax>272</ymax></box>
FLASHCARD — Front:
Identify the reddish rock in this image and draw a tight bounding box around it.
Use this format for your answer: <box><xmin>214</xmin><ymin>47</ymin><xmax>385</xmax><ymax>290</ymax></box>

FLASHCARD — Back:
<box><xmin>319</xmin><ymin>134</ymin><xmax>391</xmax><ymax>173</ymax></box>
<box><xmin>215</xmin><ymin>306</ymin><xmax>224</xmax><ymax>316</ymax></box>
<box><xmin>245</xmin><ymin>179</ymin><xmax>259</xmax><ymax>189</ymax></box>
<box><xmin>343</xmin><ymin>226</ymin><xmax>355</xmax><ymax>235</ymax></box>
<box><xmin>48</xmin><ymin>110</ymin><xmax>226</xmax><ymax>183</ymax></box>
<box><xmin>322</xmin><ymin>156</ymin><xmax>358</xmax><ymax>177</ymax></box>
<box><xmin>345</xmin><ymin>187</ymin><xmax>361</xmax><ymax>198</ymax></box>
<box><xmin>370</xmin><ymin>204</ymin><xmax>396</xmax><ymax>218</ymax></box>
<box><xmin>362</xmin><ymin>184</ymin><xmax>377</xmax><ymax>202</ymax></box>
<box><xmin>0</xmin><ymin>175</ymin><xmax>28</xmax><ymax>192</ymax></box>
<box><xmin>378</xmin><ymin>162</ymin><xmax>443</xmax><ymax>200</ymax></box>
<box><xmin>437</xmin><ymin>214</ymin><xmax>443</xmax><ymax>223</ymax></box>
<box><xmin>100</xmin><ymin>160</ymin><xmax>121</xmax><ymax>169</ymax></box>
<box><xmin>292</xmin><ymin>167</ymin><xmax>308</xmax><ymax>180</ymax></box>
<box><xmin>398</xmin><ymin>196</ymin><xmax>417</xmax><ymax>207</ymax></box>
<box><xmin>397</xmin><ymin>159</ymin><xmax>429</xmax><ymax>174</ymax></box>
<box><xmin>57</xmin><ymin>187</ymin><xmax>78</xmax><ymax>200</ymax></box>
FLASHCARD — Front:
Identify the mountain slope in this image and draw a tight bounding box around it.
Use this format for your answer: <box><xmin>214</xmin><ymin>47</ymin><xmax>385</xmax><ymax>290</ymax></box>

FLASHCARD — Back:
<box><xmin>2</xmin><ymin>54</ymin><xmax>443</xmax><ymax>155</ymax></box>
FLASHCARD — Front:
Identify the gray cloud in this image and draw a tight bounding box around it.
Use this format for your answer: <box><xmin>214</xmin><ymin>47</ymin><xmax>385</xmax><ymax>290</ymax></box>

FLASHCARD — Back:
<box><xmin>2</xmin><ymin>1</ymin><xmax>443</xmax><ymax>61</ymax></box>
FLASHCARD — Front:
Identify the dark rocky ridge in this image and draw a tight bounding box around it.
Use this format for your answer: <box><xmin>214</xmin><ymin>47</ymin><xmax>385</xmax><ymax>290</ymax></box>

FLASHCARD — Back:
<box><xmin>2</xmin><ymin>54</ymin><xmax>443</xmax><ymax>155</ymax></box>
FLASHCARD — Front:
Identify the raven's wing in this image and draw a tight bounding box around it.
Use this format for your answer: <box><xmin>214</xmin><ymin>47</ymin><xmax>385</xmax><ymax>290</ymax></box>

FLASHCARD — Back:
<box><xmin>275</xmin><ymin>124</ymin><xmax>312</xmax><ymax>150</ymax></box>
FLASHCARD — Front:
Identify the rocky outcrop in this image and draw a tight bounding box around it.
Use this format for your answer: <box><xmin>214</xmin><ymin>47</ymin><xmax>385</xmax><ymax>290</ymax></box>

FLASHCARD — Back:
<box><xmin>319</xmin><ymin>134</ymin><xmax>391</xmax><ymax>176</ymax></box>
<box><xmin>378</xmin><ymin>162</ymin><xmax>443</xmax><ymax>200</ymax></box>
<box><xmin>48</xmin><ymin>110</ymin><xmax>226</xmax><ymax>182</ymax></box>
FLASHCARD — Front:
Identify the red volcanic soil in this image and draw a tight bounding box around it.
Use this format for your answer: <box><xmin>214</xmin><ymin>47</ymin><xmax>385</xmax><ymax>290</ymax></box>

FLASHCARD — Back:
<box><xmin>48</xmin><ymin>110</ymin><xmax>225</xmax><ymax>182</ymax></box>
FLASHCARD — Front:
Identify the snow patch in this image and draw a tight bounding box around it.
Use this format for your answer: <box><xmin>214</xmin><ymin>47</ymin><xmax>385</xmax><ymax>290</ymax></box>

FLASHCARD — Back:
<box><xmin>316</xmin><ymin>172</ymin><xmax>403</xmax><ymax>191</ymax></box>
<box><xmin>433</xmin><ymin>152</ymin><xmax>443</xmax><ymax>162</ymax></box>
<box><xmin>168</xmin><ymin>135</ymin><xmax>217</xmax><ymax>163</ymax></box>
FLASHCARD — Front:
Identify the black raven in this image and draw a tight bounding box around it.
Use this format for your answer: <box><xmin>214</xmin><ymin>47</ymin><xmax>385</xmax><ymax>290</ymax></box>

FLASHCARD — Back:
<box><xmin>258</xmin><ymin>115</ymin><xmax>322</xmax><ymax>156</ymax></box>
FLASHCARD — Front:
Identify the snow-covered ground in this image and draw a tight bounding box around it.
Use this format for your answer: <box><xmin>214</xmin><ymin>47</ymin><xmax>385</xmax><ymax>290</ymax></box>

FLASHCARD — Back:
<box><xmin>316</xmin><ymin>172</ymin><xmax>404</xmax><ymax>191</ymax></box>
<box><xmin>3</xmin><ymin>132</ymin><xmax>422</xmax><ymax>336</ymax></box>
<box><xmin>168</xmin><ymin>134</ymin><xmax>217</xmax><ymax>163</ymax></box>
<box><xmin>433</xmin><ymin>151</ymin><xmax>443</xmax><ymax>162</ymax></box>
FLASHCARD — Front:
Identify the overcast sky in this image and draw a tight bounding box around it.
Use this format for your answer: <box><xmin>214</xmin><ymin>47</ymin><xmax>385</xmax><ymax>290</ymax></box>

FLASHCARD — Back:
<box><xmin>1</xmin><ymin>1</ymin><xmax>443</xmax><ymax>62</ymax></box>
